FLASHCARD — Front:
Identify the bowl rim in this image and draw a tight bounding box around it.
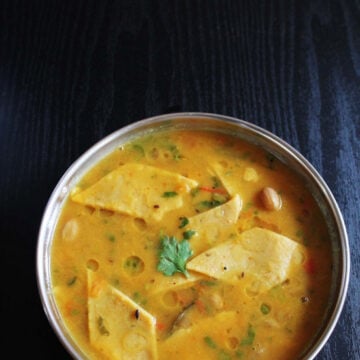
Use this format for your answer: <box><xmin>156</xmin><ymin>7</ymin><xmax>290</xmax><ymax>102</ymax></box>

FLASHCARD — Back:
<box><xmin>36</xmin><ymin>111</ymin><xmax>350</xmax><ymax>360</ymax></box>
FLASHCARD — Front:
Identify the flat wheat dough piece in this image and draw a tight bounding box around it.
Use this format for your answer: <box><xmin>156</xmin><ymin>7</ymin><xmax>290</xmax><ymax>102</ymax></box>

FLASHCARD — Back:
<box><xmin>187</xmin><ymin>227</ymin><xmax>302</xmax><ymax>293</ymax></box>
<box><xmin>72</xmin><ymin>163</ymin><xmax>198</xmax><ymax>221</ymax></box>
<box><xmin>87</xmin><ymin>270</ymin><xmax>158</xmax><ymax>359</ymax></box>
<box><xmin>145</xmin><ymin>273</ymin><xmax>201</xmax><ymax>296</ymax></box>
<box><xmin>161</xmin><ymin>311</ymin><xmax>241</xmax><ymax>360</ymax></box>
<box><xmin>185</xmin><ymin>194</ymin><xmax>242</xmax><ymax>254</ymax></box>
<box><xmin>211</xmin><ymin>162</ymin><xmax>244</xmax><ymax>196</ymax></box>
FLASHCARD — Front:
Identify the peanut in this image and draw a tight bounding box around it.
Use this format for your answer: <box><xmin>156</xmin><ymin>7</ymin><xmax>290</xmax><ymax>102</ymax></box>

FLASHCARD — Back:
<box><xmin>62</xmin><ymin>218</ymin><xmax>79</xmax><ymax>241</ymax></box>
<box><xmin>259</xmin><ymin>187</ymin><xmax>282</xmax><ymax>211</ymax></box>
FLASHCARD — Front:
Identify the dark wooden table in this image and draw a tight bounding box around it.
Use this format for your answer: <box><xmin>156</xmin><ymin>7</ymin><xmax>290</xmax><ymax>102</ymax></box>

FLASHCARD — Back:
<box><xmin>1</xmin><ymin>1</ymin><xmax>359</xmax><ymax>359</ymax></box>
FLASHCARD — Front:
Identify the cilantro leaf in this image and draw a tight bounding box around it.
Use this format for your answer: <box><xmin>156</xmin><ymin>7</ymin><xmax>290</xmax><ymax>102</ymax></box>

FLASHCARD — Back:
<box><xmin>168</xmin><ymin>144</ymin><xmax>182</xmax><ymax>160</ymax></box>
<box><xmin>183</xmin><ymin>230</ymin><xmax>196</xmax><ymax>240</ymax></box>
<box><xmin>157</xmin><ymin>235</ymin><xmax>193</xmax><ymax>278</ymax></box>
<box><xmin>178</xmin><ymin>217</ymin><xmax>189</xmax><ymax>228</ymax></box>
<box><xmin>240</xmin><ymin>324</ymin><xmax>255</xmax><ymax>345</ymax></box>
<box><xmin>204</xmin><ymin>336</ymin><xmax>217</xmax><ymax>349</ymax></box>
<box><xmin>162</xmin><ymin>191</ymin><xmax>178</xmax><ymax>198</ymax></box>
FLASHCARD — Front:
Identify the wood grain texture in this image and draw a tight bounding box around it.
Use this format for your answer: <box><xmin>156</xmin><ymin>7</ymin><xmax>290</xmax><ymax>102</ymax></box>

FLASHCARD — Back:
<box><xmin>0</xmin><ymin>0</ymin><xmax>359</xmax><ymax>358</ymax></box>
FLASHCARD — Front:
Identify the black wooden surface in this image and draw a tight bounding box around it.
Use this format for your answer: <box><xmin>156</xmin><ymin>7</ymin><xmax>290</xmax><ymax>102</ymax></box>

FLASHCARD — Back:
<box><xmin>1</xmin><ymin>0</ymin><xmax>359</xmax><ymax>359</ymax></box>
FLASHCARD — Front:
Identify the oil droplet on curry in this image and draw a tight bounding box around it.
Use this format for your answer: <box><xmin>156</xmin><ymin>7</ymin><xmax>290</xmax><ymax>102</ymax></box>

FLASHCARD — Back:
<box><xmin>51</xmin><ymin>129</ymin><xmax>333</xmax><ymax>360</ymax></box>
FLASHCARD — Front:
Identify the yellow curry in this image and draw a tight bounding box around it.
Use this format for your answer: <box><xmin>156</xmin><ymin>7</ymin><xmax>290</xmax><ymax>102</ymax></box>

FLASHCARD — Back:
<box><xmin>51</xmin><ymin>129</ymin><xmax>332</xmax><ymax>359</ymax></box>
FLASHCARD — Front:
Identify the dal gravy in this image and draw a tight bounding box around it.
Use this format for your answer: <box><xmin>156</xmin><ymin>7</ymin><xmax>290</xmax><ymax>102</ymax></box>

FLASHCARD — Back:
<box><xmin>51</xmin><ymin>129</ymin><xmax>332</xmax><ymax>360</ymax></box>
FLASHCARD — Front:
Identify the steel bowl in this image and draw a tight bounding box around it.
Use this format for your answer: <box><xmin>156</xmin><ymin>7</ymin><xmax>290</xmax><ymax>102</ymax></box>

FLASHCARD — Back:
<box><xmin>37</xmin><ymin>112</ymin><xmax>350</xmax><ymax>359</ymax></box>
